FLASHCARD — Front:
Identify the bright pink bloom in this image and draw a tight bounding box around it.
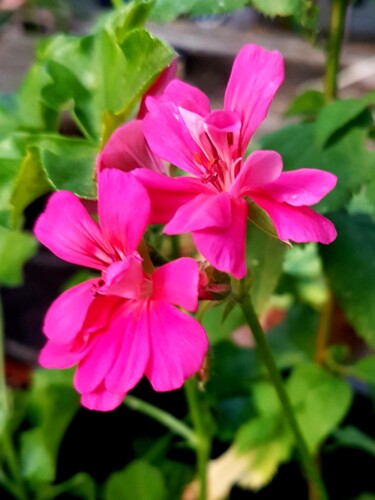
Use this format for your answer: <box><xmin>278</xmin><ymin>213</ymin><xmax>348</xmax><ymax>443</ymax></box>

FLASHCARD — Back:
<box><xmin>135</xmin><ymin>44</ymin><xmax>337</xmax><ymax>279</ymax></box>
<box><xmin>34</xmin><ymin>169</ymin><xmax>208</xmax><ymax>411</ymax></box>
<box><xmin>97</xmin><ymin>59</ymin><xmax>177</xmax><ymax>175</ymax></box>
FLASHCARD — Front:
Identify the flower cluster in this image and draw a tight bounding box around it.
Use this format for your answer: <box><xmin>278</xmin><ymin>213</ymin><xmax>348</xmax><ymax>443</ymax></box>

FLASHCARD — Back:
<box><xmin>35</xmin><ymin>44</ymin><xmax>337</xmax><ymax>411</ymax></box>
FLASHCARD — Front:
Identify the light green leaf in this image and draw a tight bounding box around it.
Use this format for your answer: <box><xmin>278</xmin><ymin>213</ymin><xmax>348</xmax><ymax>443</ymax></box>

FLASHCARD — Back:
<box><xmin>320</xmin><ymin>213</ymin><xmax>375</xmax><ymax>348</ymax></box>
<box><xmin>285</xmin><ymin>90</ymin><xmax>325</xmax><ymax>119</ymax></box>
<box><xmin>246</xmin><ymin>222</ymin><xmax>286</xmax><ymax>315</ymax></box>
<box><xmin>104</xmin><ymin>460</ymin><xmax>166</xmax><ymax>500</ymax></box>
<box><xmin>260</xmin><ymin>122</ymin><xmax>375</xmax><ymax>212</ymax></box>
<box><xmin>202</xmin><ymin>302</ymin><xmax>245</xmax><ymax>344</ymax></box>
<box><xmin>315</xmin><ymin>98</ymin><xmax>371</xmax><ymax>148</ymax></box>
<box><xmin>287</xmin><ymin>363</ymin><xmax>353</xmax><ymax>452</ymax></box>
<box><xmin>0</xmin><ymin>226</ymin><xmax>38</xmax><ymax>286</ymax></box>
<box><xmin>42</xmin><ymin>473</ymin><xmax>96</xmax><ymax>500</ymax></box>
<box><xmin>20</xmin><ymin>428</ymin><xmax>55</xmax><ymax>484</ymax></box>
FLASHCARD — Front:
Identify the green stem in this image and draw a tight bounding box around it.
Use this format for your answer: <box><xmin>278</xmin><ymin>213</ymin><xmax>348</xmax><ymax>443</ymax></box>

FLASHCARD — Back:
<box><xmin>184</xmin><ymin>378</ymin><xmax>210</xmax><ymax>500</ymax></box>
<box><xmin>324</xmin><ymin>0</ymin><xmax>348</xmax><ymax>101</ymax></box>
<box><xmin>123</xmin><ymin>395</ymin><xmax>198</xmax><ymax>447</ymax></box>
<box><xmin>239</xmin><ymin>294</ymin><xmax>329</xmax><ymax>500</ymax></box>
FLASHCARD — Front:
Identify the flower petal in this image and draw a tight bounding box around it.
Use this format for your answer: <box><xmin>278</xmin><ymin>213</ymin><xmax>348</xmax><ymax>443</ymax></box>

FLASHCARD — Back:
<box><xmin>145</xmin><ymin>302</ymin><xmax>208</xmax><ymax>392</ymax></box>
<box><xmin>224</xmin><ymin>44</ymin><xmax>284</xmax><ymax>153</ymax></box>
<box><xmin>152</xmin><ymin>258</ymin><xmax>199</xmax><ymax>311</ymax></box>
<box><xmin>164</xmin><ymin>192</ymin><xmax>232</xmax><ymax>234</ymax></box>
<box><xmin>99</xmin><ymin>256</ymin><xmax>145</xmax><ymax>300</ymax></box>
<box><xmin>34</xmin><ymin>192</ymin><xmax>111</xmax><ymax>270</ymax></box>
<box><xmin>143</xmin><ymin>100</ymin><xmax>205</xmax><ymax>176</ymax></box>
<box><xmin>81</xmin><ymin>382</ymin><xmax>125</xmax><ymax>412</ymax></box>
<box><xmin>43</xmin><ymin>280</ymin><xmax>97</xmax><ymax>344</ymax></box>
<box><xmin>97</xmin><ymin>120</ymin><xmax>166</xmax><ymax>174</ymax></box>
<box><xmin>105</xmin><ymin>302</ymin><xmax>149</xmax><ymax>394</ymax></box>
<box><xmin>260</xmin><ymin>169</ymin><xmax>337</xmax><ymax>206</ymax></box>
<box><xmin>192</xmin><ymin>197</ymin><xmax>248</xmax><ymax>279</ymax></box>
<box><xmin>39</xmin><ymin>341</ymin><xmax>85</xmax><ymax>369</ymax></box>
<box><xmin>133</xmin><ymin>169</ymin><xmax>210</xmax><ymax>224</ymax></box>
<box><xmin>149</xmin><ymin>79</ymin><xmax>210</xmax><ymax>116</ymax></box>
<box><xmin>251</xmin><ymin>194</ymin><xmax>337</xmax><ymax>244</ymax></box>
<box><xmin>230</xmin><ymin>150</ymin><xmax>283</xmax><ymax>198</ymax></box>
<box><xmin>98</xmin><ymin>169</ymin><xmax>150</xmax><ymax>255</ymax></box>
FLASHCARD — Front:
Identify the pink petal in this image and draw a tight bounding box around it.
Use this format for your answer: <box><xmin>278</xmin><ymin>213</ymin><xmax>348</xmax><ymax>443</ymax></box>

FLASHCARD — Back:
<box><xmin>260</xmin><ymin>169</ymin><xmax>337</xmax><ymax>206</ymax></box>
<box><xmin>39</xmin><ymin>341</ymin><xmax>85</xmax><ymax>369</ymax></box>
<box><xmin>152</xmin><ymin>258</ymin><xmax>199</xmax><ymax>311</ymax></box>
<box><xmin>230</xmin><ymin>150</ymin><xmax>283</xmax><ymax>198</ymax></box>
<box><xmin>148</xmin><ymin>79</ymin><xmax>210</xmax><ymax>116</ymax></box>
<box><xmin>97</xmin><ymin>120</ymin><xmax>166</xmax><ymax>174</ymax></box>
<box><xmin>34</xmin><ymin>192</ymin><xmax>111</xmax><ymax>270</ymax></box>
<box><xmin>164</xmin><ymin>192</ymin><xmax>232</xmax><ymax>234</ymax></box>
<box><xmin>81</xmin><ymin>382</ymin><xmax>125</xmax><ymax>412</ymax></box>
<box><xmin>224</xmin><ymin>44</ymin><xmax>284</xmax><ymax>154</ymax></box>
<box><xmin>105</xmin><ymin>302</ymin><xmax>149</xmax><ymax>394</ymax></box>
<box><xmin>133</xmin><ymin>169</ymin><xmax>210</xmax><ymax>224</ymax></box>
<box><xmin>98</xmin><ymin>256</ymin><xmax>145</xmax><ymax>300</ymax></box>
<box><xmin>145</xmin><ymin>302</ymin><xmax>208</xmax><ymax>392</ymax></box>
<box><xmin>143</xmin><ymin>100</ymin><xmax>205</xmax><ymax>176</ymax></box>
<box><xmin>192</xmin><ymin>197</ymin><xmax>248</xmax><ymax>279</ymax></box>
<box><xmin>251</xmin><ymin>194</ymin><xmax>337</xmax><ymax>244</ymax></box>
<box><xmin>98</xmin><ymin>169</ymin><xmax>150</xmax><ymax>255</ymax></box>
<box><xmin>203</xmin><ymin>109</ymin><xmax>241</xmax><ymax>168</ymax></box>
<box><xmin>138</xmin><ymin>58</ymin><xmax>178</xmax><ymax>118</ymax></box>
<box><xmin>74</xmin><ymin>318</ymin><xmax>124</xmax><ymax>394</ymax></box>
<box><xmin>43</xmin><ymin>280</ymin><xmax>97</xmax><ymax>344</ymax></box>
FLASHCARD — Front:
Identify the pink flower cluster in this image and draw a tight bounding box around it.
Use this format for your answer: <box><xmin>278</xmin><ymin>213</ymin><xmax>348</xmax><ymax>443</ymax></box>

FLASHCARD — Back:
<box><xmin>35</xmin><ymin>44</ymin><xmax>337</xmax><ymax>411</ymax></box>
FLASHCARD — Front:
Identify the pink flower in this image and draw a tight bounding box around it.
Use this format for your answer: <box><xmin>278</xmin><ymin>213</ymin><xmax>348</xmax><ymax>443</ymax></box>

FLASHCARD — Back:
<box><xmin>34</xmin><ymin>169</ymin><xmax>208</xmax><ymax>411</ymax></box>
<box><xmin>133</xmin><ymin>44</ymin><xmax>337</xmax><ymax>279</ymax></box>
<box><xmin>97</xmin><ymin>59</ymin><xmax>178</xmax><ymax>175</ymax></box>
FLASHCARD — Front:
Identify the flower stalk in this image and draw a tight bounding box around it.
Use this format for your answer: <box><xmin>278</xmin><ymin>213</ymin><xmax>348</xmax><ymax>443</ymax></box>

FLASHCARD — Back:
<box><xmin>324</xmin><ymin>0</ymin><xmax>349</xmax><ymax>101</ymax></box>
<box><xmin>238</xmin><ymin>292</ymin><xmax>329</xmax><ymax>500</ymax></box>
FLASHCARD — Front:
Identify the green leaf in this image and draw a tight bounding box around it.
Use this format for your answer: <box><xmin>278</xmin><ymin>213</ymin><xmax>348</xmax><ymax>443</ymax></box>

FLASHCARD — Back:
<box><xmin>350</xmin><ymin>355</ymin><xmax>375</xmax><ymax>386</ymax></box>
<box><xmin>21</xmin><ymin>369</ymin><xmax>79</xmax><ymax>484</ymax></box>
<box><xmin>202</xmin><ymin>302</ymin><xmax>245</xmax><ymax>345</ymax></box>
<box><xmin>315</xmin><ymin>98</ymin><xmax>371</xmax><ymax>148</ymax></box>
<box><xmin>285</xmin><ymin>90</ymin><xmax>325</xmax><ymax>119</ymax></box>
<box><xmin>39</xmin><ymin>136</ymin><xmax>97</xmax><ymax>198</ymax></box>
<box><xmin>250</xmin><ymin>0</ymin><xmax>302</xmax><ymax>17</ymax></box>
<box><xmin>42</xmin><ymin>473</ymin><xmax>96</xmax><ymax>500</ymax></box>
<box><xmin>260</xmin><ymin>122</ymin><xmax>375</xmax><ymax>212</ymax></box>
<box><xmin>150</xmin><ymin>0</ymin><xmax>247</xmax><ymax>21</ymax></box>
<box><xmin>247</xmin><ymin>199</ymin><xmax>279</xmax><ymax>240</ymax></box>
<box><xmin>104</xmin><ymin>460</ymin><xmax>166</xmax><ymax>500</ymax></box>
<box><xmin>0</xmin><ymin>226</ymin><xmax>38</xmax><ymax>286</ymax></box>
<box><xmin>287</xmin><ymin>363</ymin><xmax>352</xmax><ymax>452</ymax></box>
<box><xmin>246</xmin><ymin>222</ymin><xmax>286</xmax><ymax>315</ymax></box>
<box><xmin>320</xmin><ymin>213</ymin><xmax>375</xmax><ymax>348</ymax></box>
<box><xmin>333</xmin><ymin>426</ymin><xmax>375</xmax><ymax>457</ymax></box>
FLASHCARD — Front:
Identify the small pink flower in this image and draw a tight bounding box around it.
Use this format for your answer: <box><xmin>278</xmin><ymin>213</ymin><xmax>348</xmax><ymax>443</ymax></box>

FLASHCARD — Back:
<box><xmin>34</xmin><ymin>169</ymin><xmax>208</xmax><ymax>411</ymax></box>
<box><xmin>97</xmin><ymin>59</ymin><xmax>177</xmax><ymax>175</ymax></box>
<box><xmin>134</xmin><ymin>44</ymin><xmax>337</xmax><ymax>279</ymax></box>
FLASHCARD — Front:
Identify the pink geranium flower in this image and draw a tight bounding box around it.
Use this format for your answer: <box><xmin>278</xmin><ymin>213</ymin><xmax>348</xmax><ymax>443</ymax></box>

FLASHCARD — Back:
<box><xmin>133</xmin><ymin>44</ymin><xmax>337</xmax><ymax>279</ymax></box>
<box><xmin>34</xmin><ymin>169</ymin><xmax>208</xmax><ymax>411</ymax></box>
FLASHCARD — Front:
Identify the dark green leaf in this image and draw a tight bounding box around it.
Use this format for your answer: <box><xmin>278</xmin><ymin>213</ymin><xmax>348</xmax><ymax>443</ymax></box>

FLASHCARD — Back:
<box><xmin>43</xmin><ymin>473</ymin><xmax>96</xmax><ymax>500</ymax></box>
<box><xmin>333</xmin><ymin>426</ymin><xmax>375</xmax><ymax>457</ymax></box>
<box><xmin>0</xmin><ymin>226</ymin><xmax>38</xmax><ymax>286</ymax></box>
<box><xmin>260</xmin><ymin>122</ymin><xmax>375</xmax><ymax>212</ymax></box>
<box><xmin>315</xmin><ymin>98</ymin><xmax>371</xmax><ymax>148</ymax></box>
<box><xmin>202</xmin><ymin>302</ymin><xmax>245</xmax><ymax>344</ymax></box>
<box><xmin>350</xmin><ymin>355</ymin><xmax>375</xmax><ymax>386</ymax></box>
<box><xmin>285</xmin><ymin>90</ymin><xmax>325</xmax><ymax>119</ymax></box>
<box><xmin>104</xmin><ymin>460</ymin><xmax>166</xmax><ymax>500</ymax></box>
<box><xmin>320</xmin><ymin>213</ymin><xmax>375</xmax><ymax>348</ymax></box>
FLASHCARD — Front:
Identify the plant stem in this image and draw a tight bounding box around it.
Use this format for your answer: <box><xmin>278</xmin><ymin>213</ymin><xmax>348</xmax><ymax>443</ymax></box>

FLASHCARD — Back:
<box><xmin>315</xmin><ymin>293</ymin><xmax>334</xmax><ymax>366</ymax></box>
<box><xmin>239</xmin><ymin>294</ymin><xmax>329</xmax><ymax>500</ymax></box>
<box><xmin>123</xmin><ymin>395</ymin><xmax>198</xmax><ymax>447</ymax></box>
<box><xmin>184</xmin><ymin>378</ymin><xmax>210</xmax><ymax>500</ymax></box>
<box><xmin>324</xmin><ymin>0</ymin><xmax>348</xmax><ymax>101</ymax></box>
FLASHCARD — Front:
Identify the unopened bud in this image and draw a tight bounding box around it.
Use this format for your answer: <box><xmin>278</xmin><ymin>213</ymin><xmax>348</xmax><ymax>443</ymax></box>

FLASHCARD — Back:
<box><xmin>198</xmin><ymin>262</ymin><xmax>231</xmax><ymax>301</ymax></box>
